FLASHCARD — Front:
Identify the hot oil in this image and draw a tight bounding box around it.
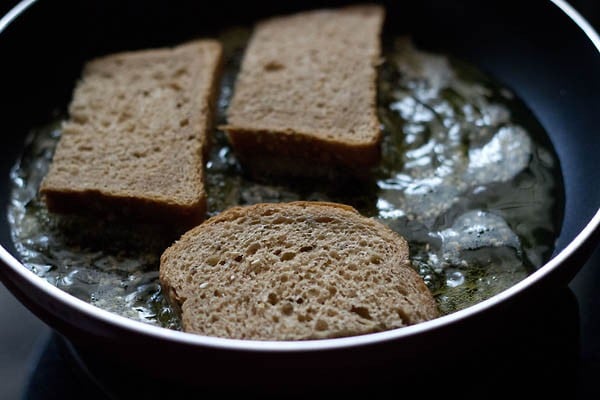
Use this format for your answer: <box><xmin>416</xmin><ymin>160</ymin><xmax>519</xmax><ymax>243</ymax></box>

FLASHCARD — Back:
<box><xmin>7</xmin><ymin>30</ymin><xmax>564</xmax><ymax>327</ymax></box>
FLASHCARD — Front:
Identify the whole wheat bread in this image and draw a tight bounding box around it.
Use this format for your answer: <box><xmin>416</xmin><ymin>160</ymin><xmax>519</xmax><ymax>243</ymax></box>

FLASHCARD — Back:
<box><xmin>160</xmin><ymin>201</ymin><xmax>438</xmax><ymax>340</ymax></box>
<box><xmin>40</xmin><ymin>40</ymin><xmax>223</xmax><ymax>228</ymax></box>
<box><xmin>222</xmin><ymin>5</ymin><xmax>384</xmax><ymax>178</ymax></box>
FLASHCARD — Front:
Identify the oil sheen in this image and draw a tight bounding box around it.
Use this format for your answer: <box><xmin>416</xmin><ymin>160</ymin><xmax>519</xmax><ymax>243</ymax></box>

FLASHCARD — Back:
<box><xmin>7</xmin><ymin>32</ymin><xmax>564</xmax><ymax>328</ymax></box>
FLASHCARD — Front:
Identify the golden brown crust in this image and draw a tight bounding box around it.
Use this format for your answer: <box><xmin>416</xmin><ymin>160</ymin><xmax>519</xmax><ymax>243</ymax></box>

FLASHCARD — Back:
<box><xmin>224</xmin><ymin>127</ymin><xmax>381</xmax><ymax>169</ymax></box>
<box><xmin>41</xmin><ymin>188</ymin><xmax>206</xmax><ymax>229</ymax></box>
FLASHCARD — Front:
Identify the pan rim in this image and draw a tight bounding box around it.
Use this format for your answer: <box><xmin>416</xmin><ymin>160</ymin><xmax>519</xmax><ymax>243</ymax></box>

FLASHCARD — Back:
<box><xmin>0</xmin><ymin>0</ymin><xmax>599</xmax><ymax>352</ymax></box>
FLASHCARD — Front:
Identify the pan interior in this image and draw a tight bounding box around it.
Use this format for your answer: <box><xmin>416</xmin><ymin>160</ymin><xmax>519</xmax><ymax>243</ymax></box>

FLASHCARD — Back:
<box><xmin>0</xmin><ymin>0</ymin><xmax>597</xmax><ymax>340</ymax></box>
<box><xmin>6</xmin><ymin>27</ymin><xmax>563</xmax><ymax>329</ymax></box>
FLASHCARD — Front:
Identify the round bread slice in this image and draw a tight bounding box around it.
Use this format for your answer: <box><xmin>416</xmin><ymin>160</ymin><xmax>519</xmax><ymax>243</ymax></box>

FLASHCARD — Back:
<box><xmin>159</xmin><ymin>201</ymin><xmax>438</xmax><ymax>340</ymax></box>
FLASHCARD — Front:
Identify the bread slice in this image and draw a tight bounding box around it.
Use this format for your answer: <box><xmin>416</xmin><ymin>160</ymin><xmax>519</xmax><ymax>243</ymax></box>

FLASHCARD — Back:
<box><xmin>221</xmin><ymin>5</ymin><xmax>384</xmax><ymax>178</ymax></box>
<box><xmin>40</xmin><ymin>40</ymin><xmax>223</xmax><ymax>228</ymax></box>
<box><xmin>160</xmin><ymin>201</ymin><xmax>438</xmax><ymax>340</ymax></box>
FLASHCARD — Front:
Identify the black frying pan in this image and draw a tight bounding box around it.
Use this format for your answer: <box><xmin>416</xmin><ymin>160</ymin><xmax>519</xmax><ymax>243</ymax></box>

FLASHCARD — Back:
<box><xmin>0</xmin><ymin>0</ymin><xmax>599</xmax><ymax>396</ymax></box>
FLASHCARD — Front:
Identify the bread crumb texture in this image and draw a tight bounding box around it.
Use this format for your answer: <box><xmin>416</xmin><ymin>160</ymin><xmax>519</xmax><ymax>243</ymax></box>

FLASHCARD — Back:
<box><xmin>40</xmin><ymin>40</ymin><xmax>223</xmax><ymax>226</ymax></box>
<box><xmin>224</xmin><ymin>5</ymin><xmax>385</xmax><ymax>171</ymax></box>
<box><xmin>160</xmin><ymin>201</ymin><xmax>439</xmax><ymax>340</ymax></box>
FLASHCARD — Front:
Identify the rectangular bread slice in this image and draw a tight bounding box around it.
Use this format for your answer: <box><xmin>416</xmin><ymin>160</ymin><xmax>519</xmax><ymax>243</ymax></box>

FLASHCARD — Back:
<box><xmin>222</xmin><ymin>5</ymin><xmax>385</xmax><ymax>178</ymax></box>
<box><xmin>40</xmin><ymin>40</ymin><xmax>223</xmax><ymax>228</ymax></box>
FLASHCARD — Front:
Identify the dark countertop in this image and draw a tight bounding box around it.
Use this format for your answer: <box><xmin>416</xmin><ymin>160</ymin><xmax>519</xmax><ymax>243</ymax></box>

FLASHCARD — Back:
<box><xmin>0</xmin><ymin>283</ymin><xmax>48</xmax><ymax>399</ymax></box>
<box><xmin>572</xmin><ymin>248</ymin><xmax>600</xmax><ymax>398</ymax></box>
<box><xmin>0</xmin><ymin>0</ymin><xmax>599</xmax><ymax>399</ymax></box>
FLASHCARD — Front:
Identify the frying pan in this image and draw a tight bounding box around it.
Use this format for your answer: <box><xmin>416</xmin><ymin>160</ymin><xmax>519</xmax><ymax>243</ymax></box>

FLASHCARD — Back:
<box><xmin>0</xmin><ymin>0</ymin><xmax>599</xmax><ymax>394</ymax></box>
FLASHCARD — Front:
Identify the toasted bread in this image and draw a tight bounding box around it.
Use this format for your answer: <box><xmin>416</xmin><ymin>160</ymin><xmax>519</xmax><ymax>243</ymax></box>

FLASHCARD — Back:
<box><xmin>222</xmin><ymin>5</ymin><xmax>384</xmax><ymax>178</ymax></box>
<box><xmin>160</xmin><ymin>201</ymin><xmax>438</xmax><ymax>340</ymax></box>
<box><xmin>40</xmin><ymin>40</ymin><xmax>223</xmax><ymax>228</ymax></box>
